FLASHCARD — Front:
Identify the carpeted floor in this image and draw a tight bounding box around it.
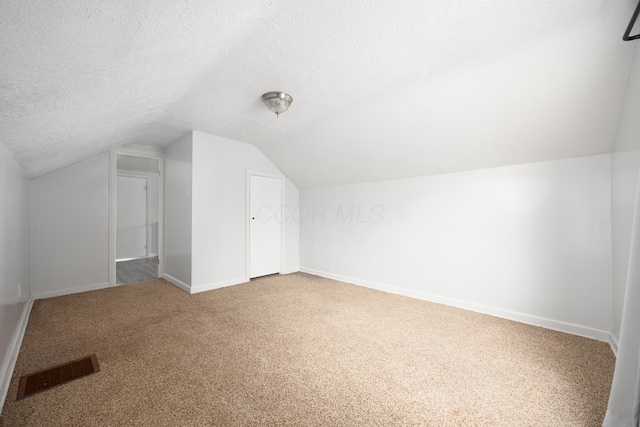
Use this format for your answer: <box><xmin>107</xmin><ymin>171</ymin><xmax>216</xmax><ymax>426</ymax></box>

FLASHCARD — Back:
<box><xmin>1</xmin><ymin>273</ymin><xmax>615</xmax><ymax>426</ymax></box>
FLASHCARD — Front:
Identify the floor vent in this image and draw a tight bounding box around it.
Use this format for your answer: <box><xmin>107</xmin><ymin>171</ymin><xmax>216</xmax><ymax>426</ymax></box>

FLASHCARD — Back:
<box><xmin>16</xmin><ymin>354</ymin><xmax>100</xmax><ymax>400</ymax></box>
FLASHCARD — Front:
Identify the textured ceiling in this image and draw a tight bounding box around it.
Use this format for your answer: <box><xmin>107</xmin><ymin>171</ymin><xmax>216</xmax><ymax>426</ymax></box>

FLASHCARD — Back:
<box><xmin>0</xmin><ymin>0</ymin><xmax>637</xmax><ymax>187</ymax></box>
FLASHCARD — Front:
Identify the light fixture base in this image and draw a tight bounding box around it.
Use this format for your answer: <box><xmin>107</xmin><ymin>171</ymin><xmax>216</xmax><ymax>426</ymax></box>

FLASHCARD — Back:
<box><xmin>262</xmin><ymin>92</ymin><xmax>293</xmax><ymax>117</ymax></box>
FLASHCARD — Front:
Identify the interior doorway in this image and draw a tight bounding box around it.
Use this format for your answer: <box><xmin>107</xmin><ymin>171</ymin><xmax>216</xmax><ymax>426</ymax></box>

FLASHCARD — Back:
<box><xmin>110</xmin><ymin>149</ymin><xmax>163</xmax><ymax>285</ymax></box>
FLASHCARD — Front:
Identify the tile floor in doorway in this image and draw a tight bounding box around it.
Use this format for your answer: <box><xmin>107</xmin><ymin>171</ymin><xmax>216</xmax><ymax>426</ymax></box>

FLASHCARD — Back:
<box><xmin>116</xmin><ymin>256</ymin><xmax>158</xmax><ymax>284</ymax></box>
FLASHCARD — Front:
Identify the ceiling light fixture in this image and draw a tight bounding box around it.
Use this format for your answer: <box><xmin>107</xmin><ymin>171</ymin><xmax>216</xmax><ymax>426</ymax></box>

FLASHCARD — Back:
<box><xmin>262</xmin><ymin>92</ymin><xmax>293</xmax><ymax>117</ymax></box>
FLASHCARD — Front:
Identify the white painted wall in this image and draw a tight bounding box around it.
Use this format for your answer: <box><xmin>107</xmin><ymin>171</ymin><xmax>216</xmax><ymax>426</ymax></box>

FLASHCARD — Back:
<box><xmin>611</xmin><ymin>150</ymin><xmax>639</xmax><ymax>338</ymax></box>
<box><xmin>190</xmin><ymin>131</ymin><xmax>299</xmax><ymax>293</ymax></box>
<box><xmin>300</xmin><ymin>154</ymin><xmax>612</xmax><ymax>339</ymax></box>
<box><xmin>611</xmin><ymin>44</ymin><xmax>640</xmax><ymax>341</ymax></box>
<box><xmin>604</xmin><ymin>42</ymin><xmax>640</xmax><ymax>427</ymax></box>
<box><xmin>31</xmin><ymin>153</ymin><xmax>109</xmax><ymax>298</ymax></box>
<box><xmin>163</xmin><ymin>132</ymin><xmax>193</xmax><ymax>290</ymax></box>
<box><xmin>0</xmin><ymin>142</ymin><xmax>31</xmax><ymax>410</ymax></box>
<box><xmin>283</xmin><ymin>177</ymin><xmax>300</xmax><ymax>274</ymax></box>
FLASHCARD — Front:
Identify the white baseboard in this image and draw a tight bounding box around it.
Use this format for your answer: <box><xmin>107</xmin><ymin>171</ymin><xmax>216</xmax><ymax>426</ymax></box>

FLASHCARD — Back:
<box><xmin>0</xmin><ymin>296</ymin><xmax>33</xmax><ymax>416</ymax></box>
<box><xmin>161</xmin><ymin>274</ymin><xmax>250</xmax><ymax>295</ymax></box>
<box><xmin>161</xmin><ymin>273</ymin><xmax>191</xmax><ymax>294</ymax></box>
<box><xmin>32</xmin><ymin>282</ymin><xmax>110</xmax><ymax>300</ymax></box>
<box><xmin>190</xmin><ymin>277</ymin><xmax>249</xmax><ymax>294</ymax></box>
<box><xmin>609</xmin><ymin>333</ymin><xmax>619</xmax><ymax>357</ymax></box>
<box><xmin>602</xmin><ymin>409</ymin><xmax>631</xmax><ymax>427</ymax></box>
<box><xmin>300</xmin><ymin>267</ymin><xmax>611</xmax><ymax>342</ymax></box>
<box><xmin>280</xmin><ymin>267</ymin><xmax>300</xmax><ymax>275</ymax></box>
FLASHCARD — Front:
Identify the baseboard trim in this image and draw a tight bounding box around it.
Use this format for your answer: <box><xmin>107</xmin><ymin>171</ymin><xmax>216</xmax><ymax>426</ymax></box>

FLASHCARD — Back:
<box><xmin>190</xmin><ymin>277</ymin><xmax>249</xmax><ymax>294</ymax></box>
<box><xmin>0</xmin><ymin>296</ymin><xmax>34</xmax><ymax>417</ymax></box>
<box><xmin>609</xmin><ymin>333</ymin><xmax>619</xmax><ymax>357</ymax></box>
<box><xmin>300</xmin><ymin>267</ymin><xmax>611</xmax><ymax>342</ymax></box>
<box><xmin>280</xmin><ymin>267</ymin><xmax>300</xmax><ymax>275</ymax></box>
<box><xmin>602</xmin><ymin>409</ymin><xmax>631</xmax><ymax>427</ymax></box>
<box><xmin>161</xmin><ymin>273</ymin><xmax>191</xmax><ymax>294</ymax></box>
<box><xmin>32</xmin><ymin>282</ymin><xmax>110</xmax><ymax>300</ymax></box>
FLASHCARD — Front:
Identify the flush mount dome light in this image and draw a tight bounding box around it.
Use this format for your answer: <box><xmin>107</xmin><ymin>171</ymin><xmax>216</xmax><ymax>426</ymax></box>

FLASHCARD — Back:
<box><xmin>262</xmin><ymin>92</ymin><xmax>293</xmax><ymax>117</ymax></box>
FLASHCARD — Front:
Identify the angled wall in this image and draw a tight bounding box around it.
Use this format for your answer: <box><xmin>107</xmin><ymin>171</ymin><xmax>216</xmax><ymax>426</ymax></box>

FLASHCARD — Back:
<box><xmin>31</xmin><ymin>153</ymin><xmax>109</xmax><ymax>298</ymax></box>
<box><xmin>190</xmin><ymin>131</ymin><xmax>299</xmax><ymax>292</ymax></box>
<box><xmin>163</xmin><ymin>131</ymin><xmax>300</xmax><ymax>294</ymax></box>
<box><xmin>300</xmin><ymin>154</ymin><xmax>613</xmax><ymax>340</ymax></box>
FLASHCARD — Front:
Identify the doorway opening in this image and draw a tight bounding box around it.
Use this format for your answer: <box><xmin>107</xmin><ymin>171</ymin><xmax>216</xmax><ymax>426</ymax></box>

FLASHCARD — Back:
<box><xmin>110</xmin><ymin>149</ymin><xmax>163</xmax><ymax>285</ymax></box>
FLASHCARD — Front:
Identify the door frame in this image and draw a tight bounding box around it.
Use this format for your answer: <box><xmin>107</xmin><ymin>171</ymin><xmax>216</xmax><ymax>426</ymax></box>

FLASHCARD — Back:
<box><xmin>115</xmin><ymin>172</ymin><xmax>149</xmax><ymax>261</ymax></box>
<box><xmin>245</xmin><ymin>170</ymin><xmax>285</xmax><ymax>279</ymax></box>
<box><xmin>109</xmin><ymin>147</ymin><xmax>164</xmax><ymax>286</ymax></box>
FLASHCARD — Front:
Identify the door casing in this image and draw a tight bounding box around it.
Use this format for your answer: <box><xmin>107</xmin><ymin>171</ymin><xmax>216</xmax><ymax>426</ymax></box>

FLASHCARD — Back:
<box><xmin>109</xmin><ymin>148</ymin><xmax>164</xmax><ymax>286</ymax></box>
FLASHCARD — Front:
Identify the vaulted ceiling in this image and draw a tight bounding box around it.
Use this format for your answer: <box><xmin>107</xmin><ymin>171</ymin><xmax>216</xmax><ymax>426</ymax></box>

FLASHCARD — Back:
<box><xmin>0</xmin><ymin>0</ymin><xmax>637</xmax><ymax>187</ymax></box>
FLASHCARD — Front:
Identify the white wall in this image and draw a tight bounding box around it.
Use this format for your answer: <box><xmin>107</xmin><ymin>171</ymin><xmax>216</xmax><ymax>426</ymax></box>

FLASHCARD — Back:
<box><xmin>300</xmin><ymin>154</ymin><xmax>612</xmax><ymax>339</ymax></box>
<box><xmin>0</xmin><ymin>142</ymin><xmax>31</xmax><ymax>410</ymax></box>
<box><xmin>611</xmin><ymin>42</ymin><xmax>640</xmax><ymax>341</ymax></box>
<box><xmin>284</xmin><ymin>177</ymin><xmax>300</xmax><ymax>273</ymax></box>
<box><xmin>31</xmin><ymin>153</ymin><xmax>109</xmax><ymax>298</ymax></box>
<box><xmin>190</xmin><ymin>131</ymin><xmax>299</xmax><ymax>292</ymax></box>
<box><xmin>163</xmin><ymin>132</ymin><xmax>193</xmax><ymax>289</ymax></box>
<box><xmin>604</xmin><ymin>42</ymin><xmax>640</xmax><ymax>427</ymax></box>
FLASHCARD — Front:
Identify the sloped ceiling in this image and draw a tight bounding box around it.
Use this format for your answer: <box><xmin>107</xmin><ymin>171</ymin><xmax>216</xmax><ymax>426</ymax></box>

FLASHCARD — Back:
<box><xmin>0</xmin><ymin>0</ymin><xmax>637</xmax><ymax>187</ymax></box>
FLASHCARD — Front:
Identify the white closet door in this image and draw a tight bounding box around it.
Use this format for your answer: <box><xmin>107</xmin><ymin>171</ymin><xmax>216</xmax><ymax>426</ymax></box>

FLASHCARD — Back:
<box><xmin>116</xmin><ymin>175</ymin><xmax>148</xmax><ymax>260</ymax></box>
<box><xmin>249</xmin><ymin>175</ymin><xmax>282</xmax><ymax>278</ymax></box>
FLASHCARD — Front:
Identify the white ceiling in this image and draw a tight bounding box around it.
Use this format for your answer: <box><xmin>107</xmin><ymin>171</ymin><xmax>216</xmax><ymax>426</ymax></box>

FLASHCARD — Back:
<box><xmin>0</xmin><ymin>0</ymin><xmax>637</xmax><ymax>187</ymax></box>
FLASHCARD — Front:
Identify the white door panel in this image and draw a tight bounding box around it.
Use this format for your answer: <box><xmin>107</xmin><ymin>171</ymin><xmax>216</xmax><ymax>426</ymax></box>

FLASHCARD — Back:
<box><xmin>250</xmin><ymin>175</ymin><xmax>282</xmax><ymax>278</ymax></box>
<box><xmin>116</xmin><ymin>175</ymin><xmax>148</xmax><ymax>260</ymax></box>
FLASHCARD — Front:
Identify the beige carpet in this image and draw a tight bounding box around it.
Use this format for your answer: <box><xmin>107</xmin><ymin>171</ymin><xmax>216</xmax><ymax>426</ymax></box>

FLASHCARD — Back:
<box><xmin>1</xmin><ymin>273</ymin><xmax>615</xmax><ymax>426</ymax></box>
